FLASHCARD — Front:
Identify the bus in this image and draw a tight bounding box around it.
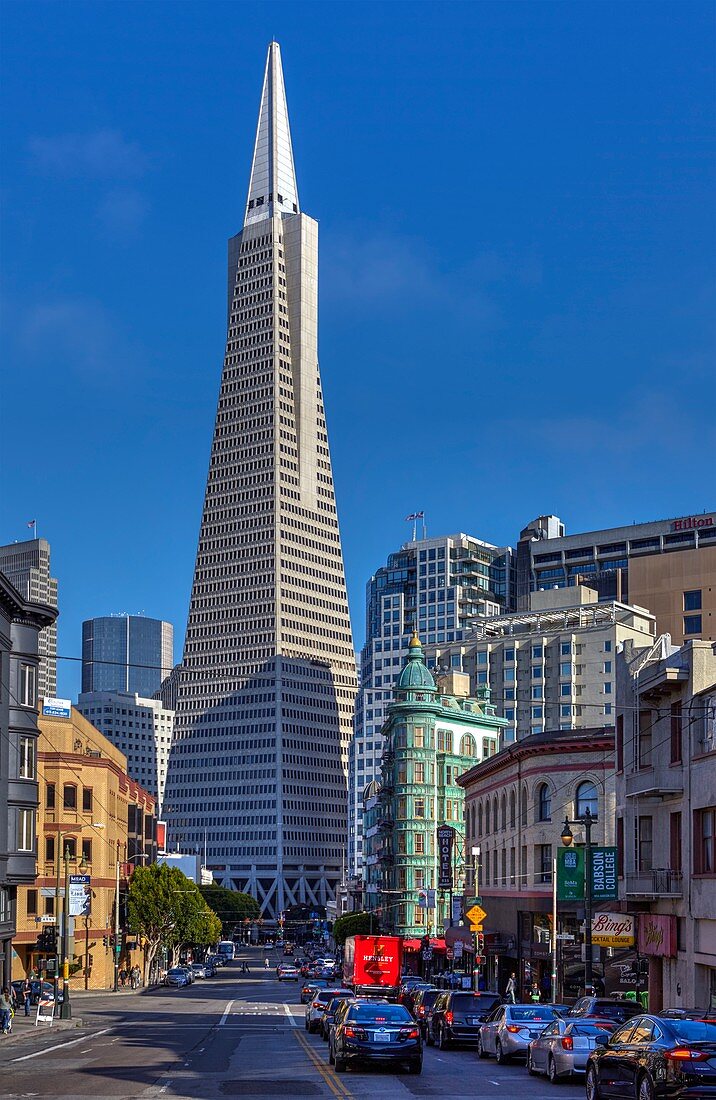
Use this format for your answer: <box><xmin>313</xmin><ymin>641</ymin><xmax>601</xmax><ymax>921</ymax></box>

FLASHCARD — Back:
<box><xmin>217</xmin><ymin>941</ymin><xmax>236</xmax><ymax>961</ymax></box>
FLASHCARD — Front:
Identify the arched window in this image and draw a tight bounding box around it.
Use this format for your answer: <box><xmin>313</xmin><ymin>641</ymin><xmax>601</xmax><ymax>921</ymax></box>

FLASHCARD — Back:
<box><xmin>521</xmin><ymin>785</ymin><xmax>528</xmax><ymax>826</ymax></box>
<box><xmin>477</xmin><ymin>803</ymin><xmax>483</xmax><ymax>836</ymax></box>
<box><xmin>537</xmin><ymin>783</ymin><xmax>552</xmax><ymax>822</ymax></box>
<box><xmin>485</xmin><ymin>801</ymin><xmax>491</xmax><ymax>834</ymax></box>
<box><xmin>509</xmin><ymin>790</ymin><xmax>516</xmax><ymax>829</ymax></box>
<box><xmin>575</xmin><ymin>780</ymin><xmax>599</xmax><ymax>819</ymax></box>
<box><xmin>501</xmin><ymin>794</ymin><xmax>507</xmax><ymax>831</ymax></box>
<box><xmin>492</xmin><ymin>796</ymin><xmax>499</xmax><ymax>835</ymax></box>
<box><xmin>460</xmin><ymin>734</ymin><xmax>476</xmax><ymax>758</ymax></box>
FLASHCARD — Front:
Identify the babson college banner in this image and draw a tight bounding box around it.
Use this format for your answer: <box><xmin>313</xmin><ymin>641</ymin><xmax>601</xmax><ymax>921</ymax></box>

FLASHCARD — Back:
<box><xmin>437</xmin><ymin>826</ymin><xmax>454</xmax><ymax>889</ymax></box>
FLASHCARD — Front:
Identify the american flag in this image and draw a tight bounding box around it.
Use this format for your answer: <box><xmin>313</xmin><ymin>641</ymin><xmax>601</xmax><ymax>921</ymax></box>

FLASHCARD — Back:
<box><xmin>27</xmin><ymin>520</ymin><xmax>36</xmax><ymax>529</ymax></box>
<box><xmin>405</xmin><ymin>511</ymin><xmax>424</xmax><ymax>521</ymax></box>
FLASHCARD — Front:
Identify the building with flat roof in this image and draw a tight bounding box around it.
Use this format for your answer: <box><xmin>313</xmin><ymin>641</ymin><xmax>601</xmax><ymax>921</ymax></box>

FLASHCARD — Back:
<box><xmin>76</xmin><ymin>691</ymin><xmax>174</xmax><ymax>813</ymax></box>
<box><xmin>81</xmin><ymin>615</ymin><xmax>173</xmax><ymax>697</ymax></box>
<box><xmin>0</xmin><ymin>539</ymin><xmax>58</xmax><ymax>698</ymax></box>
<box><xmin>615</xmin><ymin>637</ymin><xmax>716</xmax><ymax>1012</ymax></box>
<box><xmin>430</xmin><ymin>586</ymin><xmax>655</xmax><ymax>743</ymax></box>
<box><xmin>516</xmin><ymin>511</ymin><xmax>715</xmax><ymax>645</ymax></box>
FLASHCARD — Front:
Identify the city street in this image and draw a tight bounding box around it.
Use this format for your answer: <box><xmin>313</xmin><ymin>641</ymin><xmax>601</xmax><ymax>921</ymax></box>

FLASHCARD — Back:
<box><xmin>1</xmin><ymin>954</ymin><xmax>588</xmax><ymax>1099</ymax></box>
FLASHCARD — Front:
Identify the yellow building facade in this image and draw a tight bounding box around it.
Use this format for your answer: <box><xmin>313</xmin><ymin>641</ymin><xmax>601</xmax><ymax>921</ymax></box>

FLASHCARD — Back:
<box><xmin>12</xmin><ymin>707</ymin><xmax>156</xmax><ymax>990</ymax></box>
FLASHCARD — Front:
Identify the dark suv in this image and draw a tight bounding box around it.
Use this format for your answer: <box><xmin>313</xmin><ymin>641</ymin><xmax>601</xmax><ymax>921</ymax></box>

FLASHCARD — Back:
<box><xmin>412</xmin><ymin>987</ymin><xmax>442</xmax><ymax>1039</ymax></box>
<box><xmin>429</xmin><ymin>990</ymin><xmax>502</xmax><ymax>1048</ymax></box>
<box><xmin>330</xmin><ymin>999</ymin><xmax>422</xmax><ymax>1074</ymax></box>
<box><xmin>568</xmin><ymin>997</ymin><xmax>643</xmax><ymax>1026</ymax></box>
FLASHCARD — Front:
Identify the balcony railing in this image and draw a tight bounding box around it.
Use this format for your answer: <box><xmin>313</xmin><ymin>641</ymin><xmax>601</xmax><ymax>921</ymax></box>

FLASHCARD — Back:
<box><xmin>625</xmin><ymin>869</ymin><xmax>683</xmax><ymax>897</ymax></box>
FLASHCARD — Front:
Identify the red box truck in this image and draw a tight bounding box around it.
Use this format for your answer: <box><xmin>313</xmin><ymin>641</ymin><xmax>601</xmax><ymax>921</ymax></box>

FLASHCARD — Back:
<box><xmin>343</xmin><ymin>935</ymin><xmax>403</xmax><ymax>999</ymax></box>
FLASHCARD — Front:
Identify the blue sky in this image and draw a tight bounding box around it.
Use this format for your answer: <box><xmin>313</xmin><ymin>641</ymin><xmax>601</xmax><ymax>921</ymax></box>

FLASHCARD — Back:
<box><xmin>2</xmin><ymin>1</ymin><xmax>714</xmax><ymax>699</ymax></box>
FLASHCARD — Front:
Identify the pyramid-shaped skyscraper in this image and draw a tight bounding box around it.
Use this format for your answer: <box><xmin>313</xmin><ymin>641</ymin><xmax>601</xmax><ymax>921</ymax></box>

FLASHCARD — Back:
<box><xmin>164</xmin><ymin>43</ymin><xmax>357</xmax><ymax>916</ymax></box>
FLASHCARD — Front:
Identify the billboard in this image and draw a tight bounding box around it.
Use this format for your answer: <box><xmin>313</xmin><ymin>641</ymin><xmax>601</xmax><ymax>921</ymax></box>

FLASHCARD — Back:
<box><xmin>437</xmin><ymin>826</ymin><xmax>454</xmax><ymax>889</ymax></box>
<box><xmin>68</xmin><ymin>875</ymin><xmax>91</xmax><ymax>916</ymax></box>
<box><xmin>591</xmin><ymin>912</ymin><xmax>635</xmax><ymax>947</ymax></box>
<box><xmin>42</xmin><ymin>697</ymin><xmax>72</xmax><ymax>719</ymax></box>
<box><xmin>156</xmin><ymin>821</ymin><xmax>167</xmax><ymax>853</ymax></box>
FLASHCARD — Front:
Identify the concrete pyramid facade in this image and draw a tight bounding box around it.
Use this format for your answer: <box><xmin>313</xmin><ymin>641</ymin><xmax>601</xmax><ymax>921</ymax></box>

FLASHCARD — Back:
<box><xmin>164</xmin><ymin>43</ymin><xmax>356</xmax><ymax>917</ymax></box>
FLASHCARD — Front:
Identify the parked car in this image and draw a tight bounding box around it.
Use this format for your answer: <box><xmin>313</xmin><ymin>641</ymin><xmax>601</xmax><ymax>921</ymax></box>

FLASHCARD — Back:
<box><xmin>528</xmin><ymin>1019</ymin><xmax>612</xmax><ymax>1081</ymax></box>
<box><xmin>658</xmin><ymin>1008</ymin><xmax>716</xmax><ymax>1023</ymax></box>
<box><xmin>306</xmin><ymin>988</ymin><xmax>353</xmax><ymax>1034</ymax></box>
<box><xmin>412</xmin><ymin>988</ymin><xmax>442</xmax><ymax>1040</ymax></box>
<box><xmin>478</xmin><ymin>1003</ymin><xmax>561</xmax><ymax>1063</ymax></box>
<box><xmin>430</xmin><ymin>990</ymin><xmax>503</xmax><ymax>1049</ymax></box>
<box><xmin>277</xmin><ymin>964</ymin><xmax>300</xmax><ymax>982</ymax></box>
<box><xmin>329</xmin><ymin>998</ymin><xmax>422</xmax><ymax>1074</ymax></box>
<box><xmin>11</xmin><ymin>980</ymin><xmax>63</xmax><ymax>1006</ymax></box>
<box><xmin>568</xmin><ymin>997</ymin><xmax>643</xmax><ymax>1026</ymax></box>
<box><xmin>177</xmin><ymin>966</ymin><xmax>194</xmax><ymax>984</ymax></box>
<box><xmin>585</xmin><ymin>1014</ymin><xmax>716</xmax><ymax>1100</ymax></box>
<box><xmin>301</xmin><ymin>979</ymin><xmax>328</xmax><ymax>1005</ymax></box>
<box><xmin>191</xmin><ymin>963</ymin><xmax>208</xmax><ymax>979</ymax></box>
<box><xmin>165</xmin><ymin>967</ymin><xmax>190</xmax><ymax>988</ymax></box>
<box><xmin>321</xmin><ymin>994</ymin><xmax>355</xmax><ymax>1040</ymax></box>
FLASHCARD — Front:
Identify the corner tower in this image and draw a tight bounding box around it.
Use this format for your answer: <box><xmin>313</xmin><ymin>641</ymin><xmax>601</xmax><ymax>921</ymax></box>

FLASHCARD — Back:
<box><xmin>164</xmin><ymin>43</ymin><xmax>357</xmax><ymax>917</ymax></box>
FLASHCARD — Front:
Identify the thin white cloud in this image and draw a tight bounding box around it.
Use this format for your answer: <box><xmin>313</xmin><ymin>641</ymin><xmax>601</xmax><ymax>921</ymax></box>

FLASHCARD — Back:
<box><xmin>96</xmin><ymin>187</ymin><xmax>149</xmax><ymax>239</ymax></box>
<box><xmin>28</xmin><ymin>129</ymin><xmax>148</xmax><ymax>180</ymax></box>
<box><xmin>14</xmin><ymin>297</ymin><xmax>136</xmax><ymax>379</ymax></box>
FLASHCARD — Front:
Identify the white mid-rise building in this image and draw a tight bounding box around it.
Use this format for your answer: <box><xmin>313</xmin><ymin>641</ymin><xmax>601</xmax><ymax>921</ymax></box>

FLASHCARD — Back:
<box><xmin>76</xmin><ymin>691</ymin><xmax>174</xmax><ymax>814</ymax></box>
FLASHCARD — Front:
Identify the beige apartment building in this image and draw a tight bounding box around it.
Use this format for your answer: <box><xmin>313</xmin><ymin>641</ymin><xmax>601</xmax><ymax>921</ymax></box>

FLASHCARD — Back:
<box><xmin>430</xmin><ymin>586</ymin><xmax>655</xmax><ymax>743</ymax></box>
<box><xmin>616</xmin><ymin>638</ymin><xmax>716</xmax><ymax>1012</ymax></box>
<box><xmin>12</xmin><ymin>706</ymin><xmax>156</xmax><ymax>989</ymax></box>
<box><xmin>629</xmin><ymin>547</ymin><xmax>715</xmax><ymax>645</ymax></box>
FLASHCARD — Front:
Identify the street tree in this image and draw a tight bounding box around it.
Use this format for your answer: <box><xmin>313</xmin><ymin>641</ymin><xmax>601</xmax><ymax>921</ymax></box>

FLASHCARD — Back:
<box><xmin>127</xmin><ymin>863</ymin><xmax>221</xmax><ymax>978</ymax></box>
<box><xmin>332</xmin><ymin>911</ymin><xmax>375</xmax><ymax>945</ymax></box>
<box><xmin>199</xmin><ymin>885</ymin><xmax>259</xmax><ymax>937</ymax></box>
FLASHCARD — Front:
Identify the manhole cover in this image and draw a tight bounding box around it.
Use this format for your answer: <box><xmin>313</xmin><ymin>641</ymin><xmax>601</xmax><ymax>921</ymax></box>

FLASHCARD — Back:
<box><xmin>220</xmin><ymin>1084</ymin><xmax>321</xmax><ymax>1097</ymax></box>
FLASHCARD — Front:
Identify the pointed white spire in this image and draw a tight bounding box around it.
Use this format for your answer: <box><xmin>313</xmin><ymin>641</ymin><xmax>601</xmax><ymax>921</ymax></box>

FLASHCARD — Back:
<box><xmin>244</xmin><ymin>42</ymin><xmax>300</xmax><ymax>226</ymax></box>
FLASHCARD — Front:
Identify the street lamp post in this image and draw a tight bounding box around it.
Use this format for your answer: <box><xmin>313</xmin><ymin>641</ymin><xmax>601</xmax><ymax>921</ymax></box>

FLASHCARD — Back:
<box><xmin>561</xmin><ymin>808</ymin><xmax>596</xmax><ymax>995</ymax></box>
<box><xmin>114</xmin><ymin>850</ymin><xmax>148</xmax><ymax>992</ymax></box>
<box><xmin>60</xmin><ymin>844</ymin><xmax>72</xmax><ymax>1019</ymax></box>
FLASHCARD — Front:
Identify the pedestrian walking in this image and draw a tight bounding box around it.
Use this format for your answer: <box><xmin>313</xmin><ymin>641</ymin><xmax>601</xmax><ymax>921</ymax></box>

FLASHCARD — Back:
<box><xmin>505</xmin><ymin>972</ymin><xmax>517</xmax><ymax>1004</ymax></box>
<box><xmin>130</xmin><ymin>965</ymin><xmax>140</xmax><ymax>990</ymax></box>
<box><xmin>119</xmin><ymin>968</ymin><xmax>128</xmax><ymax>988</ymax></box>
<box><xmin>264</xmin><ymin>957</ymin><xmax>270</xmax><ymax>970</ymax></box>
<box><xmin>21</xmin><ymin>976</ymin><xmax>32</xmax><ymax>1017</ymax></box>
<box><xmin>242</xmin><ymin>960</ymin><xmax>250</xmax><ymax>974</ymax></box>
<box><xmin>0</xmin><ymin>988</ymin><xmax>13</xmax><ymax>1035</ymax></box>
<box><xmin>530</xmin><ymin>982</ymin><xmax>541</xmax><ymax>1003</ymax></box>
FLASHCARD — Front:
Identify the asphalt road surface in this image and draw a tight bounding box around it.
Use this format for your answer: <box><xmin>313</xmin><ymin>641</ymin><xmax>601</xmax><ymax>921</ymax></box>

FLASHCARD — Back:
<box><xmin>1</xmin><ymin>955</ymin><xmax>587</xmax><ymax>1099</ymax></box>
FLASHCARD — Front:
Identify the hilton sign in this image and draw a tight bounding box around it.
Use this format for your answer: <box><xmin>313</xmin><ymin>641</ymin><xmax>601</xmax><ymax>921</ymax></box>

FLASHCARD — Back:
<box><xmin>671</xmin><ymin>516</ymin><xmax>714</xmax><ymax>531</ymax></box>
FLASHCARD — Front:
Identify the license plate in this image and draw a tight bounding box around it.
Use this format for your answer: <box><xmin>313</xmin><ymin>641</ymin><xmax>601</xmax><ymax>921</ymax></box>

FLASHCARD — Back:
<box><xmin>374</xmin><ymin>1032</ymin><xmax>391</xmax><ymax>1043</ymax></box>
<box><xmin>467</xmin><ymin>1017</ymin><xmax>479</xmax><ymax>1025</ymax></box>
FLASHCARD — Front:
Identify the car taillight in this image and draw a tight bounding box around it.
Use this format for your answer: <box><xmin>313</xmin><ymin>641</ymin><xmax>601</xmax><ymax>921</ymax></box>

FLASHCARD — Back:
<box><xmin>399</xmin><ymin>1027</ymin><xmax>420</xmax><ymax>1039</ymax></box>
<box><xmin>445</xmin><ymin>1011</ymin><xmax>454</xmax><ymax>1025</ymax></box>
<box><xmin>312</xmin><ymin>1000</ymin><xmax>322</xmax><ymax>1008</ymax></box>
<box><xmin>666</xmin><ymin>1049</ymin><xmax>708</xmax><ymax>1062</ymax></box>
<box><xmin>418</xmin><ymin>1006</ymin><xmax>425</xmax><ymax>1016</ymax></box>
<box><xmin>344</xmin><ymin>1026</ymin><xmax>367</xmax><ymax>1039</ymax></box>
<box><xmin>561</xmin><ymin>1036</ymin><xmax>574</xmax><ymax>1050</ymax></box>
<box><xmin>506</xmin><ymin>1025</ymin><xmax>521</xmax><ymax>1033</ymax></box>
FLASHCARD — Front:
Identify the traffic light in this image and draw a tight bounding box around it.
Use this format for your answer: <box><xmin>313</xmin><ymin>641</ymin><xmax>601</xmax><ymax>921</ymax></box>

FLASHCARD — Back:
<box><xmin>109</xmin><ymin>934</ymin><xmax>115</xmax><ymax>947</ymax></box>
<box><xmin>475</xmin><ymin>955</ymin><xmax>486</xmax><ymax>966</ymax></box>
<box><xmin>103</xmin><ymin>936</ymin><xmax>108</xmax><ymax>947</ymax></box>
<box><xmin>37</xmin><ymin>927</ymin><xmax>58</xmax><ymax>953</ymax></box>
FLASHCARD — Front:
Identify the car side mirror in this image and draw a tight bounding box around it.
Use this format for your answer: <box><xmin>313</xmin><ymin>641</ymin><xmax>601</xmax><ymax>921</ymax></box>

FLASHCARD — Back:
<box><xmin>594</xmin><ymin>1031</ymin><xmax>610</xmax><ymax>1047</ymax></box>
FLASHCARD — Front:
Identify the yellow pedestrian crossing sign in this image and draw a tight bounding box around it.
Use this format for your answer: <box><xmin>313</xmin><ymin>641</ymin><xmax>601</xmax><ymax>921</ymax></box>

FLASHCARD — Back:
<box><xmin>466</xmin><ymin>903</ymin><xmax>487</xmax><ymax>929</ymax></box>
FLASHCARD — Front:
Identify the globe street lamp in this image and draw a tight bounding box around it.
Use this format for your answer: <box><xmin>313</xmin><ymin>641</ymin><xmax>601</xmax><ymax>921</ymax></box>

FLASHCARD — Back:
<box><xmin>560</xmin><ymin>808</ymin><xmax>596</xmax><ymax>995</ymax></box>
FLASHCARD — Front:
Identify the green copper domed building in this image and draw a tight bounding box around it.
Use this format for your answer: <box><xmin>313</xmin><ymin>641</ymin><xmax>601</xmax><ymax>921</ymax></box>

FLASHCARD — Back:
<box><xmin>364</xmin><ymin>633</ymin><xmax>507</xmax><ymax>937</ymax></box>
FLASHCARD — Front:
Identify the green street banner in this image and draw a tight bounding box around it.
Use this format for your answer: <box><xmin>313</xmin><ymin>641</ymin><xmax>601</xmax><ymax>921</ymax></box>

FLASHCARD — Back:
<box><xmin>590</xmin><ymin>847</ymin><xmax>618</xmax><ymax>901</ymax></box>
<box><xmin>557</xmin><ymin>847</ymin><xmax>584</xmax><ymax>901</ymax></box>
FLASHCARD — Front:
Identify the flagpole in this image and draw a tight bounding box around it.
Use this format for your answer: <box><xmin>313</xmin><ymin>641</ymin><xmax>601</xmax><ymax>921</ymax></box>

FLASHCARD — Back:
<box><xmin>412</xmin><ymin>516</ymin><xmax>417</xmax><ymax>541</ymax></box>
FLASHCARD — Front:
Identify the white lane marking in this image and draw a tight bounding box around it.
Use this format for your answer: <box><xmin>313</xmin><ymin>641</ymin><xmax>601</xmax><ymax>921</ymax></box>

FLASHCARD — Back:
<box><xmin>283</xmin><ymin>1003</ymin><xmax>297</xmax><ymax>1027</ymax></box>
<box><xmin>12</xmin><ymin>1028</ymin><xmax>111</xmax><ymax>1063</ymax></box>
<box><xmin>219</xmin><ymin>999</ymin><xmax>234</xmax><ymax>1026</ymax></box>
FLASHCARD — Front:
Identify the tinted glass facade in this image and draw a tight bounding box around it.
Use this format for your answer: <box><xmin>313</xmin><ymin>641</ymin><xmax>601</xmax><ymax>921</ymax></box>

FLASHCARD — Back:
<box><xmin>82</xmin><ymin>616</ymin><xmax>173</xmax><ymax>697</ymax></box>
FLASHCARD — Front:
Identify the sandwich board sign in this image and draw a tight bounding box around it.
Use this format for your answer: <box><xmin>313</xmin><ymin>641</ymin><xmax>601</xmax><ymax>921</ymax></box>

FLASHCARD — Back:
<box><xmin>35</xmin><ymin>998</ymin><xmax>54</xmax><ymax>1027</ymax></box>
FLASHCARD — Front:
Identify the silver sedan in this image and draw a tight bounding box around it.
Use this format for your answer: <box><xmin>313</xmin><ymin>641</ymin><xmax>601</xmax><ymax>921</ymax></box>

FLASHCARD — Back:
<box><xmin>478</xmin><ymin>1004</ymin><xmax>561</xmax><ymax>1063</ymax></box>
<box><xmin>527</xmin><ymin>1019</ymin><xmax>612</xmax><ymax>1082</ymax></box>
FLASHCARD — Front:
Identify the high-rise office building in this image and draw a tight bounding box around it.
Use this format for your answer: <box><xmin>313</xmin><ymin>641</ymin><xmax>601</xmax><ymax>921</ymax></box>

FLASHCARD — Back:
<box><xmin>81</xmin><ymin>615</ymin><xmax>173</xmax><ymax>696</ymax></box>
<box><xmin>163</xmin><ymin>43</ymin><xmax>357</xmax><ymax>916</ymax></box>
<box><xmin>0</xmin><ymin>539</ymin><xmax>58</xmax><ymax>698</ymax></box>
<box><xmin>76</xmin><ymin>690</ymin><xmax>174</xmax><ymax>813</ymax></box>
<box><xmin>349</xmin><ymin>533</ymin><xmax>513</xmax><ymax>875</ymax></box>
<box><xmin>516</xmin><ymin>511</ymin><xmax>716</xmax><ymax>644</ymax></box>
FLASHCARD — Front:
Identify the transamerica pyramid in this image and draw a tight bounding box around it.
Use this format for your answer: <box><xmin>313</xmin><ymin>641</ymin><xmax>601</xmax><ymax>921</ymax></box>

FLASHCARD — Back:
<box><xmin>164</xmin><ymin>43</ymin><xmax>357</xmax><ymax>917</ymax></box>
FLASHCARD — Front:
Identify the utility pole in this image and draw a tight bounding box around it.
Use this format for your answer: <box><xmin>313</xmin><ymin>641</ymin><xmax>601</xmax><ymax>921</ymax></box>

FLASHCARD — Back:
<box><xmin>561</xmin><ymin>808</ymin><xmax>596</xmax><ymax>995</ymax></box>
<box><xmin>60</xmin><ymin>844</ymin><xmax>72</xmax><ymax>1018</ymax></box>
<box><xmin>114</xmin><ymin>842</ymin><xmax>120</xmax><ymax>992</ymax></box>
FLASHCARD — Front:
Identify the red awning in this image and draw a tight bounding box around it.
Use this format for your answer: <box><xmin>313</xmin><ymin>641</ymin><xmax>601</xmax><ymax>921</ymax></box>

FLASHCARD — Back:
<box><xmin>403</xmin><ymin>937</ymin><xmax>447</xmax><ymax>952</ymax></box>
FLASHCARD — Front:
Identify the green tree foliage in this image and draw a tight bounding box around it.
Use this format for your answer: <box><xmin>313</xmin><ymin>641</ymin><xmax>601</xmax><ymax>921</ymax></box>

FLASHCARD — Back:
<box><xmin>332</xmin><ymin>911</ymin><xmax>375</xmax><ymax>946</ymax></box>
<box><xmin>127</xmin><ymin>863</ymin><xmax>222</xmax><ymax>977</ymax></box>
<box><xmin>199</xmin><ymin>885</ymin><xmax>260</xmax><ymax>937</ymax></box>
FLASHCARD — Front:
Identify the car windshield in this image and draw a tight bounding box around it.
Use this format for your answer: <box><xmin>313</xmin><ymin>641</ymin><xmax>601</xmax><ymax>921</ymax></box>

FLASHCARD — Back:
<box><xmin>452</xmin><ymin>993</ymin><xmax>498</xmax><ymax>1010</ymax></box>
<box><xmin>570</xmin><ymin>1024</ymin><xmax>610</xmax><ymax>1036</ymax></box>
<box><xmin>350</xmin><ymin>1004</ymin><xmax>412</xmax><ymax>1024</ymax></box>
<box><xmin>589</xmin><ymin>1004</ymin><xmax>638</xmax><ymax>1021</ymax></box>
<box><xmin>168</xmin><ymin>969</ymin><xmax>184</xmax><ymax>976</ymax></box>
<box><xmin>317</xmin><ymin>990</ymin><xmax>349</xmax><ymax>1005</ymax></box>
<box><xmin>419</xmin><ymin>991</ymin><xmax>440</xmax><ymax>1006</ymax></box>
<box><xmin>671</xmin><ymin>1021</ymin><xmax>716</xmax><ymax>1042</ymax></box>
<box><xmin>509</xmin><ymin>1007</ymin><xmax>559</xmax><ymax>1022</ymax></box>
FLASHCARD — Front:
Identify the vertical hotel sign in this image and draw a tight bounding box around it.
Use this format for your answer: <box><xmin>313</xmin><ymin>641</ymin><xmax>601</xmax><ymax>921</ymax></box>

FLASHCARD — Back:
<box><xmin>437</xmin><ymin>825</ymin><xmax>454</xmax><ymax>889</ymax></box>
